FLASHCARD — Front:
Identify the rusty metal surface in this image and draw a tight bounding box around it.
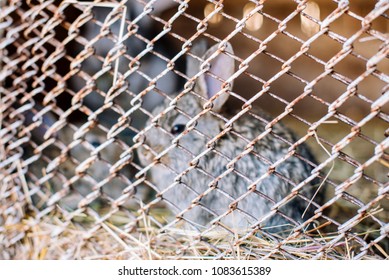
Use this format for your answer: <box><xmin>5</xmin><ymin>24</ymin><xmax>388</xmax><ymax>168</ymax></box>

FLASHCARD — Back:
<box><xmin>0</xmin><ymin>0</ymin><xmax>388</xmax><ymax>259</ymax></box>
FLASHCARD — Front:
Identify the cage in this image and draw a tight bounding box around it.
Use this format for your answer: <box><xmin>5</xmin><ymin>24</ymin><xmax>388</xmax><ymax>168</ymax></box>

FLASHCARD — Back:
<box><xmin>0</xmin><ymin>0</ymin><xmax>388</xmax><ymax>259</ymax></box>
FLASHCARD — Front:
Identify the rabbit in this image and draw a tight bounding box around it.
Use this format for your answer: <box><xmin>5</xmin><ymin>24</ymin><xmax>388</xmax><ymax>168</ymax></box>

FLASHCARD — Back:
<box><xmin>137</xmin><ymin>41</ymin><xmax>323</xmax><ymax>233</ymax></box>
<box><xmin>24</xmin><ymin>110</ymin><xmax>139</xmax><ymax>211</ymax></box>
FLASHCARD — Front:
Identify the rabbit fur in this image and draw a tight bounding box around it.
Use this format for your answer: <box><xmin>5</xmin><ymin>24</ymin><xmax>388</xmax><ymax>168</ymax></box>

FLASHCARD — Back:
<box><xmin>137</xmin><ymin>41</ymin><xmax>322</xmax><ymax>233</ymax></box>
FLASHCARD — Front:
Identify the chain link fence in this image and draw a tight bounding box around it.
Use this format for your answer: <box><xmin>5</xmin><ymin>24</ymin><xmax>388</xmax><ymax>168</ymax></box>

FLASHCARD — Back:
<box><xmin>0</xmin><ymin>0</ymin><xmax>388</xmax><ymax>259</ymax></box>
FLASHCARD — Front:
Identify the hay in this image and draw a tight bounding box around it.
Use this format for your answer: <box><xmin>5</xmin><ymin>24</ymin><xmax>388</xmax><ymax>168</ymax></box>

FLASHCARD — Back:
<box><xmin>0</xmin><ymin>203</ymin><xmax>386</xmax><ymax>260</ymax></box>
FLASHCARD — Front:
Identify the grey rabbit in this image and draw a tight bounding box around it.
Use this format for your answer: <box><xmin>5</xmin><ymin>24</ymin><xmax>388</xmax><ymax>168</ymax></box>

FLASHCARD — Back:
<box><xmin>137</xmin><ymin>41</ymin><xmax>322</xmax><ymax>233</ymax></box>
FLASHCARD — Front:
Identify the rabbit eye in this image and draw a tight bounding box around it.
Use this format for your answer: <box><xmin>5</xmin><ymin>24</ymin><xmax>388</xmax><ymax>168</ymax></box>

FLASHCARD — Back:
<box><xmin>171</xmin><ymin>124</ymin><xmax>186</xmax><ymax>135</ymax></box>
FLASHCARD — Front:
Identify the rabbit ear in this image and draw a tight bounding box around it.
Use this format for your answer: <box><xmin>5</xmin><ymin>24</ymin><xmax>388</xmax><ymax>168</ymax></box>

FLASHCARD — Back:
<box><xmin>199</xmin><ymin>42</ymin><xmax>235</xmax><ymax>112</ymax></box>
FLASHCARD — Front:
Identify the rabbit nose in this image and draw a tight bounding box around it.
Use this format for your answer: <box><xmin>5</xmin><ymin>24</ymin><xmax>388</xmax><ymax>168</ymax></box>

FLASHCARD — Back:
<box><xmin>139</xmin><ymin>144</ymin><xmax>169</xmax><ymax>165</ymax></box>
<box><xmin>142</xmin><ymin>148</ymin><xmax>152</xmax><ymax>159</ymax></box>
<box><xmin>139</xmin><ymin>144</ymin><xmax>160</xmax><ymax>161</ymax></box>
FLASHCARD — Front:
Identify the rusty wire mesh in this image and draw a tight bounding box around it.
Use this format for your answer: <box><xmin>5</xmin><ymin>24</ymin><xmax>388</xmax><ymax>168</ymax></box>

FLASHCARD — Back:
<box><xmin>0</xmin><ymin>0</ymin><xmax>388</xmax><ymax>259</ymax></box>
